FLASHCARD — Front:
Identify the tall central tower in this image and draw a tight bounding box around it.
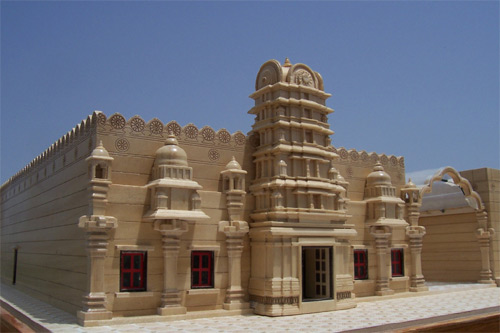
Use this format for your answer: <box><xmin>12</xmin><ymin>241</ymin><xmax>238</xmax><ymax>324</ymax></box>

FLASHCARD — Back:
<box><xmin>248</xmin><ymin>59</ymin><xmax>356</xmax><ymax>316</ymax></box>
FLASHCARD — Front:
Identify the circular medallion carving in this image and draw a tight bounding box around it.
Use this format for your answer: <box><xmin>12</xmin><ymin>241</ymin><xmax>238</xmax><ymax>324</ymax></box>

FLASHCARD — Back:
<box><xmin>330</xmin><ymin>146</ymin><xmax>338</xmax><ymax>154</ymax></box>
<box><xmin>399</xmin><ymin>157</ymin><xmax>405</xmax><ymax>168</ymax></box>
<box><xmin>166</xmin><ymin>121</ymin><xmax>181</xmax><ymax>136</ymax></box>
<box><xmin>390</xmin><ymin>156</ymin><xmax>398</xmax><ymax>167</ymax></box>
<box><xmin>218</xmin><ymin>129</ymin><xmax>231</xmax><ymax>143</ymax></box>
<box><xmin>294</xmin><ymin>69</ymin><xmax>313</xmax><ymax>87</ymax></box>
<box><xmin>350</xmin><ymin>150</ymin><xmax>359</xmax><ymax>161</ymax></box>
<box><xmin>115</xmin><ymin>138</ymin><xmax>130</xmax><ymax>152</ymax></box>
<box><xmin>339</xmin><ymin>148</ymin><xmax>348</xmax><ymax>160</ymax></box>
<box><xmin>149</xmin><ymin>120</ymin><xmax>164</xmax><ymax>135</ymax></box>
<box><xmin>110</xmin><ymin>114</ymin><xmax>126</xmax><ymax>129</ymax></box>
<box><xmin>184</xmin><ymin>125</ymin><xmax>199</xmax><ymax>139</ymax></box>
<box><xmin>380</xmin><ymin>155</ymin><xmax>389</xmax><ymax>165</ymax></box>
<box><xmin>97</xmin><ymin>113</ymin><xmax>107</xmax><ymax>125</ymax></box>
<box><xmin>370</xmin><ymin>154</ymin><xmax>379</xmax><ymax>163</ymax></box>
<box><xmin>234</xmin><ymin>132</ymin><xmax>246</xmax><ymax>145</ymax></box>
<box><xmin>208</xmin><ymin>149</ymin><xmax>220</xmax><ymax>161</ymax></box>
<box><xmin>201</xmin><ymin>127</ymin><xmax>215</xmax><ymax>142</ymax></box>
<box><xmin>360</xmin><ymin>151</ymin><xmax>369</xmax><ymax>162</ymax></box>
<box><xmin>130</xmin><ymin>117</ymin><xmax>145</xmax><ymax>132</ymax></box>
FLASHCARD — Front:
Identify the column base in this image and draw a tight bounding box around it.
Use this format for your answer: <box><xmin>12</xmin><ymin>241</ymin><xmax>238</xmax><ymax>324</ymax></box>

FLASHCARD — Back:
<box><xmin>254</xmin><ymin>303</ymin><xmax>300</xmax><ymax>316</ymax></box>
<box><xmin>375</xmin><ymin>289</ymin><xmax>395</xmax><ymax>296</ymax></box>
<box><xmin>478</xmin><ymin>279</ymin><xmax>496</xmax><ymax>285</ymax></box>
<box><xmin>77</xmin><ymin>310</ymin><xmax>113</xmax><ymax>325</ymax></box>
<box><xmin>223</xmin><ymin>301</ymin><xmax>250</xmax><ymax>310</ymax></box>
<box><xmin>410</xmin><ymin>286</ymin><xmax>429</xmax><ymax>292</ymax></box>
<box><xmin>157</xmin><ymin>306</ymin><xmax>187</xmax><ymax>316</ymax></box>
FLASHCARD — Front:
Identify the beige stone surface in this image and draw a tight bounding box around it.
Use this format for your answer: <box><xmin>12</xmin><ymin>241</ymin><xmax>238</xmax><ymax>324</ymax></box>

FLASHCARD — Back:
<box><xmin>1</xmin><ymin>59</ymin><xmax>497</xmax><ymax>326</ymax></box>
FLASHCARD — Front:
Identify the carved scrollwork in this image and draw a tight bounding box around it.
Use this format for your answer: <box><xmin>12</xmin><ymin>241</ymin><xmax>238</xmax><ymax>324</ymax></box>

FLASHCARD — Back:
<box><xmin>361</xmin><ymin>151</ymin><xmax>369</xmax><ymax>162</ymax></box>
<box><xmin>166</xmin><ymin>121</ymin><xmax>181</xmax><ymax>137</ymax></box>
<box><xmin>149</xmin><ymin>119</ymin><xmax>164</xmax><ymax>135</ymax></box>
<box><xmin>97</xmin><ymin>113</ymin><xmax>107</xmax><ymax>125</ymax></box>
<box><xmin>339</xmin><ymin>148</ymin><xmax>348</xmax><ymax>160</ymax></box>
<box><xmin>115</xmin><ymin>138</ymin><xmax>130</xmax><ymax>152</ymax></box>
<box><xmin>110</xmin><ymin>114</ymin><xmax>126</xmax><ymax>130</ymax></box>
<box><xmin>184</xmin><ymin>124</ymin><xmax>199</xmax><ymax>139</ymax></box>
<box><xmin>130</xmin><ymin>116</ymin><xmax>145</xmax><ymax>132</ymax></box>
<box><xmin>234</xmin><ymin>132</ymin><xmax>246</xmax><ymax>146</ymax></box>
<box><xmin>399</xmin><ymin>157</ymin><xmax>405</xmax><ymax>168</ymax></box>
<box><xmin>370</xmin><ymin>153</ymin><xmax>379</xmax><ymax>163</ymax></box>
<box><xmin>208</xmin><ymin>149</ymin><xmax>220</xmax><ymax>161</ymax></box>
<box><xmin>217</xmin><ymin>129</ymin><xmax>231</xmax><ymax>143</ymax></box>
<box><xmin>380</xmin><ymin>155</ymin><xmax>389</xmax><ymax>165</ymax></box>
<box><xmin>201</xmin><ymin>127</ymin><xmax>215</xmax><ymax>142</ymax></box>
<box><xmin>350</xmin><ymin>150</ymin><xmax>359</xmax><ymax>161</ymax></box>
<box><xmin>390</xmin><ymin>156</ymin><xmax>398</xmax><ymax>167</ymax></box>
<box><xmin>294</xmin><ymin>69</ymin><xmax>314</xmax><ymax>87</ymax></box>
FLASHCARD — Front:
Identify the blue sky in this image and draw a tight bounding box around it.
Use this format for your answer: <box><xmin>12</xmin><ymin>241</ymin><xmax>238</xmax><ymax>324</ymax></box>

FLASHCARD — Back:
<box><xmin>1</xmin><ymin>1</ymin><xmax>499</xmax><ymax>184</ymax></box>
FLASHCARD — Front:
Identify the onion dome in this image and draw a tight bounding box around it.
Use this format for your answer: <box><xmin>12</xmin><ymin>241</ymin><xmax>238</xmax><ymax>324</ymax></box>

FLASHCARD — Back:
<box><xmin>154</xmin><ymin>134</ymin><xmax>188</xmax><ymax>166</ymax></box>
<box><xmin>89</xmin><ymin>141</ymin><xmax>113</xmax><ymax>160</ymax></box>
<box><xmin>366</xmin><ymin>162</ymin><xmax>392</xmax><ymax>186</ymax></box>
<box><xmin>225</xmin><ymin>156</ymin><xmax>242</xmax><ymax>170</ymax></box>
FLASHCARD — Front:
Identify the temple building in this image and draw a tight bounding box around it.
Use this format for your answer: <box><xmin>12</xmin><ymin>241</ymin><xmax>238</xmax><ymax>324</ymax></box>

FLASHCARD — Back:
<box><xmin>1</xmin><ymin>59</ymin><xmax>498</xmax><ymax>326</ymax></box>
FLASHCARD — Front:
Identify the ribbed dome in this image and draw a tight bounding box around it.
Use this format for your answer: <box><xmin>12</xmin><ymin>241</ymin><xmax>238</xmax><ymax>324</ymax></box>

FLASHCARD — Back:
<box><xmin>225</xmin><ymin>156</ymin><xmax>242</xmax><ymax>170</ymax></box>
<box><xmin>154</xmin><ymin>135</ymin><xmax>188</xmax><ymax>166</ymax></box>
<box><xmin>366</xmin><ymin>163</ymin><xmax>392</xmax><ymax>186</ymax></box>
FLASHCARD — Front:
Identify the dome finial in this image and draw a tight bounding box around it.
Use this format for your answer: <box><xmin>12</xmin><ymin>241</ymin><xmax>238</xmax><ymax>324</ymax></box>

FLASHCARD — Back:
<box><xmin>165</xmin><ymin>133</ymin><xmax>178</xmax><ymax>146</ymax></box>
<box><xmin>283</xmin><ymin>58</ymin><xmax>291</xmax><ymax>67</ymax></box>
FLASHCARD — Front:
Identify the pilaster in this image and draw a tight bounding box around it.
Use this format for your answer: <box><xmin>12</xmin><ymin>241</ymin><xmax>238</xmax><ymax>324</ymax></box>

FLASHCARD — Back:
<box><xmin>219</xmin><ymin>221</ymin><xmax>249</xmax><ymax>310</ymax></box>
<box><xmin>476</xmin><ymin>210</ymin><xmax>495</xmax><ymax>284</ymax></box>
<box><xmin>406</xmin><ymin>225</ymin><xmax>428</xmax><ymax>292</ymax></box>
<box><xmin>154</xmin><ymin>219</ymin><xmax>188</xmax><ymax>315</ymax></box>
<box><xmin>370</xmin><ymin>225</ymin><xmax>394</xmax><ymax>296</ymax></box>
<box><xmin>77</xmin><ymin>215</ymin><xmax>117</xmax><ymax>324</ymax></box>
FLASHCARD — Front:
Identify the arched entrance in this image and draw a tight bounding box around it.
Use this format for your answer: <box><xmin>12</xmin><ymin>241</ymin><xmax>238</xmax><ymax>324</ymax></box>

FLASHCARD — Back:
<box><xmin>414</xmin><ymin>167</ymin><xmax>495</xmax><ymax>285</ymax></box>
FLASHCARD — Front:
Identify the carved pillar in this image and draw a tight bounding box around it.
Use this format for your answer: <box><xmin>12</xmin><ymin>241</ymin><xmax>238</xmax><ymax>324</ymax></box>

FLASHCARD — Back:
<box><xmin>476</xmin><ymin>210</ymin><xmax>495</xmax><ymax>284</ymax></box>
<box><xmin>154</xmin><ymin>220</ymin><xmax>188</xmax><ymax>315</ymax></box>
<box><xmin>370</xmin><ymin>225</ymin><xmax>394</xmax><ymax>296</ymax></box>
<box><xmin>406</xmin><ymin>226</ymin><xmax>428</xmax><ymax>292</ymax></box>
<box><xmin>77</xmin><ymin>216</ymin><xmax>117</xmax><ymax>323</ymax></box>
<box><xmin>219</xmin><ymin>221</ymin><xmax>249</xmax><ymax>310</ymax></box>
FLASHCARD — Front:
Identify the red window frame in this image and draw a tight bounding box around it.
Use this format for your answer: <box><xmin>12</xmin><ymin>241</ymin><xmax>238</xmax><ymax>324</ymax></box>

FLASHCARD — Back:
<box><xmin>391</xmin><ymin>249</ymin><xmax>404</xmax><ymax>277</ymax></box>
<box><xmin>354</xmin><ymin>249</ymin><xmax>368</xmax><ymax>280</ymax></box>
<box><xmin>120</xmin><ymin>251</ymin><xmax>147</xmax><ymax>291</ymax></box>
<box><xmin>191</xmin><ymin>251</ymin><xmax>213</xmax><ymax>288</ymax></box>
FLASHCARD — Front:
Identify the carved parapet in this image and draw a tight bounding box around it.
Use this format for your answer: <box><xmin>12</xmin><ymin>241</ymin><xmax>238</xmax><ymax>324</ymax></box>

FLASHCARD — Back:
<box><xmin>96</xmin><ymin>112</ymin><xmax>247</xmax><ymax>148</ymax></box>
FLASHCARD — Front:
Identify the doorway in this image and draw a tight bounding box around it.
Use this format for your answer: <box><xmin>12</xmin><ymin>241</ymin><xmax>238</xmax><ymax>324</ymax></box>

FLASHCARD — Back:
<box><xmin>302</xmin><ymin>246</ymin><xmax>333</xmax><ymax>301</ymax></box>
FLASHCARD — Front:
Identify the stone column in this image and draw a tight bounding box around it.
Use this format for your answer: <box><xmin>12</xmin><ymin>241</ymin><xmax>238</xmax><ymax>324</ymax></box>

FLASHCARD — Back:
<box><xmin>77</xmin><ymin>215</ymin><xmax>117</xmax><ymax>324</ymax></box>
<box><xmin>154</xmin><ymin>219</ymin><xmax>188</xmax><ymax>315</ymax></box>
<box><xmin>219</xmin><ymin>221</ymin><xmax>249</xmax><ymax>310</ymax></box>
<box><xmin>475</xmin><ymin>210</ymin><xmax>495</xmax><ymax>284</ymax></box>
<box><xmin>406</xmin><ymin>226</ymin><xmax>428</xmax><ymax>292</ymax></box>
<box><xmin>370</xmin><ymin>225</ymin><xmax>394</xmax><ymax>296</ymax></box>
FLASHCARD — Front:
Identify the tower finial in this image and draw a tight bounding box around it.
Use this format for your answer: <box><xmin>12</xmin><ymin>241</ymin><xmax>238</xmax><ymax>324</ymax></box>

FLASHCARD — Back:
<box><xmin>283</xmin><ymin>58</ymin><xmax>291</xmax><ymax>67</ymax></box>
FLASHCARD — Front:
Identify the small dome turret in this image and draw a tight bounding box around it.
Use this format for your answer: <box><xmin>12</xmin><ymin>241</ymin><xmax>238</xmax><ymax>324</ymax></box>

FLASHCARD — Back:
<box><xmin>154</xmin><ymin>134</ymin><xmax>188</xmax><ymax>166</ymax></box>
<box><xmin>366</xmin><ymin>163</ymin><xmax>392</xmax><ymax>186</ymax></box>
<box><xmin>225</xmin><ymin>156</ymin><xmax>242</xmax><ymax>170</ymax></box>
<box><xmin>404</xmin><ymin>178</ymin><xmax>417</xmax><ymax>189</ymax></box>
<box><xmin>90</xmin><ymin>141</ymin><xmax>113</xmax><ymax>160</ymax></box>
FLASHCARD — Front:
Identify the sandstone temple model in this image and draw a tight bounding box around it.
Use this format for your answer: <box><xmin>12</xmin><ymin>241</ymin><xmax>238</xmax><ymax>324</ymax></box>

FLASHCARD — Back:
<box><xmin>1</xmin><ymin>59</ymin><xmax>498</xmax><ymax>326</ymax></box>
